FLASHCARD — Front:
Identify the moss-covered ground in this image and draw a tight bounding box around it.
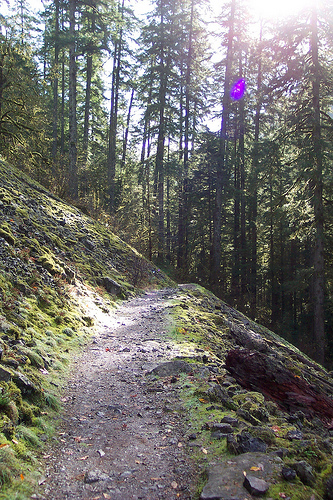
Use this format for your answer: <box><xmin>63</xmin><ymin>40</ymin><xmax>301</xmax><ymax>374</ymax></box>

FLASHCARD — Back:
<box><xmin>0</xmin><ymin>160</ymin><xmax>172</xmax><ymax>498</ymax></box>
<box><xmin>0</xmin><ymin>161</ymin><xmax>332</xmax><ymax>499</ymax></box>
<box><xmin>165</xmin><ymin>285</ymin><xmax>333</xmax><ymax>499</ymax></box>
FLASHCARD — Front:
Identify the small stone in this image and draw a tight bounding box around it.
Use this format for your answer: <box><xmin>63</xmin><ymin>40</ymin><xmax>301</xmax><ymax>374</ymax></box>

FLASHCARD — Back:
<box><xmin>84</xmin><ymin>470</ymin><xmax>101</xmax><ymax>484</ymax></box>
<box><xmin>237</xmin><ymin>432</ymin><xmax>267</xmax><ymax>454</ymax></box>
<box><xmin>287</xmin><ymin>430</ymin><xmax>303</xmax><ymax>440</ymax></box>
<box><xmin>0</xmin><ymin>366</ymin><xmax>12</xmax><ymax>382</ymax></box>
<box><xmin>324</xmin><ymin>474</ymin><xmax>333</xmax><ymax>500</ymax></box>
<box><xmin>211</xmin><ymin>423</ymin><xmax>233</xmax><ymax>433</ymax></box>
<box><xmin>243</xmin><ymin>475</ymin><xmax>270</xmax><ymax>496</ymax></box>
<box><xmin>13</xmin><ymin>372</ymin><xmax>38</xmax><ymax>395</ymax></box>
<box><xmin>282</xmin><ymin>467</ymin><xmax>296</xmax><ymax>481</ymax></box>
<box><xmin>293</xmin><ymin>461</ymin><xmax>315</xmax><ymax>486</ymax></box>
<box><xmin>211</xmin><ymin>431</ymin><xmax>230</xmax><ymax>440</ymax></box>
<box><xmin>221</xmin><ymin>416</ymin><xmax>239</xmax><ymax>427</ymax></box>
<box><xmin>226</xmin><ymin>434</ymin><xmax>239</xmax><ymax>454</ymax></box>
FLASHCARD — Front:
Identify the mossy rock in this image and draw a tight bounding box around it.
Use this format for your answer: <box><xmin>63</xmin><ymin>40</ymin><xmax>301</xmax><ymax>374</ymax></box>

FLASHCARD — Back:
<box><xmin>232</xmin><ymin>391</ymin><xmax>265</xmax><ymax>407</ymax></box>
<box><xmin>247</xmin><ymin>426</ymin><xmax>277</xmax><ymax>445</ymax></box>
<box><xmin>0</xmin><ymin>225</ymin><xmax>16</xmax><ymax>246</ymax></box>
<box><xmin>37</xmin><ymin>253</ymin><xmax>63</xmax><ymax>276</ymax></box>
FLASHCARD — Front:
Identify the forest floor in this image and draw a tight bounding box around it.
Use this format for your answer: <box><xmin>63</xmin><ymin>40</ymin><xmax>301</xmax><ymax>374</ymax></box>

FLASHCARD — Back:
<box><xmin>35</xmin><ymin>286</ymin><xmax>200</xmax><ymax>500</ymax></box>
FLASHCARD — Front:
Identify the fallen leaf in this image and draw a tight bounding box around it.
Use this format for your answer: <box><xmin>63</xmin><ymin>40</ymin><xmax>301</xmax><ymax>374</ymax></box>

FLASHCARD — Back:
<box><xmin>74</xmin><ymin>473</ymin><xmax>85</xmax><ymax>480</ymax></box>
<box><xmin>171</xmin><ymin>481</ymin><xmax>178</xmax><ymax>489</ymax></box>
<box><xmin>20</xmin><ymin>474</ymin><xmax>24</xmax><ymax>481</ymax></box>
<box><xmin>74</xmin><ymin>436</ymin><xmax>82</xmax><ymax>442</ymax></box>
<box><xmin>103</xmin><ymin>494</ymin><xmax>111</xmax><ymax>499</ymax></box>
<box><xmin>250</xmin><ymin>466</ymin><xmax>261</xmax><ymax>471</ymax></box>
<box><xmin>178</xmin><ymin>327</ymin><xmax>188</xmax><ymax>334</ymax></box>
<box><xmin>12</xmin><ymin>439</ymin><xmax>19</xmax><ymax>445</ymax></box>
<box><xmin>201</xmin><ymin>448</ymin><xmax>208</xmax><ymax>454</ymax></box>
<box><xmin>79</xmin><ymin>456</ymin><xmax>89</xmax><ymax>460</ymax></box>
<box><xmin>177</xmin><ymin>442</ymin><xmax>183</xmax><ymax>448</ymax></box>
<box><xmin>97</xmin><ymin>449</ymin><xmax>105</xmax><ymax>457</ymax></box>
<box><xmin>199</xmin><ymin>398</ymin><xmax>208</xmax><ymax>403</ymax></box>
<box><xmin>0</xmin><ymin>444</ymin><xmax>9</xmax><ymax>449</ymax></box>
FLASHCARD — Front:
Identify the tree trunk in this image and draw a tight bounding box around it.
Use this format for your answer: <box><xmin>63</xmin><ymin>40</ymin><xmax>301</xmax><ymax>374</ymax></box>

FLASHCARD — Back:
<box><xmin>226</xmin><ymin>348</ymin><xmax>333</xmax><ymax>422</ymax></box>
<box><xmin>68</xmin><ymin>0</ymin><xmax>78</xmax><ymax>199</ymax></box>
<box><xmin>210</xmin><ymin>0</ymin><xmax>235</xmax><ymax>288</ymax></box>
<box><xmin>83</xmin><ymin>53</ymin><xmax>93</xmax><ymax>154</ymax></box>
<box><xmin>51</xmin><ymin>0</ymin><xmax>60</xmax><ymax>163</ymax></box>
<box><xmin>177</xmin><ymin>0</ymin><xmax>194</xmax><ymax>276</ymax></box>
<box><xmin>107</xmin><ymin>0</ymin><xmax>124</xmax><ymax>212</ymax></box>
<box><xmin>310</xmin><ymin>6</ymin><xmax>325</xmax><ymax>365</ymax></box>
<box><xmin>249</xmin><ymin>28</ymin><xmax>262</xmax><ymax>319</ymax></box>
<box><xmin>155</xmin><ymin>0</ymin><xmax>170</xmax><ymax>264</ymax></box>
<box><xmin>121</xmin><ymin>87</ymin><xmax>134</xmax><ymax>169</ymax></box>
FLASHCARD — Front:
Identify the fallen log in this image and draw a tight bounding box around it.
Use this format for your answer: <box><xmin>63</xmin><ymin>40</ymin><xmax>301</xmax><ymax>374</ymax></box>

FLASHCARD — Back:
<box><xmin>225</xmin><ymin>349</ymin><xmax>333</xmax><ymax>422</ymax></box>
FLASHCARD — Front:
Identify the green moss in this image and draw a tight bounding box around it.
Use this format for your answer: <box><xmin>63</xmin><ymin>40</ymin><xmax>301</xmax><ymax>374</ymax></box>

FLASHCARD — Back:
<box><xmin>19</xmin><ymin>349</ymin><xmax>44</xmax><ymax>369</ymax></box>
<box><xmin>0</xmin><ymin>446</ymin><xmax>19</xmax><ymax>487</ymax></box>
<box><xmin>268</xmin><ymin>481</ymin><xmax>319</xmax><ymax>500</ymax></box>
<box><xmin>0</xmin><ymin>225</ymin><xmax>16</xmax><ymax>247</ymax></box>
<box><xmin>15</xmin><ymin>426</ymin><xmax>41</xmax><ymax>448</ymax></box>
<box><xmin>37</xmin><ymin>253</ymin><xmax>63</xmax><ymax>276</ymax></box>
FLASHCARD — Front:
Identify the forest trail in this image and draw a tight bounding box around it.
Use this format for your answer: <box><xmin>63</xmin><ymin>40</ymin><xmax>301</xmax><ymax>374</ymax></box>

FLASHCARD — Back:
<box><xmin>36</xmin><ymin>286</ymin><xmax>198</xmax><ymax>500</ymax></box>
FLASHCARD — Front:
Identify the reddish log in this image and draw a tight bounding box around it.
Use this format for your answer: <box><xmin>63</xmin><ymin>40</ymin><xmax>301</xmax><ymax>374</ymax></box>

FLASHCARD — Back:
<box><xmin>225</xmin><ymin>349</ymin><xmax>333</xmax><ymax>422</ymax></box>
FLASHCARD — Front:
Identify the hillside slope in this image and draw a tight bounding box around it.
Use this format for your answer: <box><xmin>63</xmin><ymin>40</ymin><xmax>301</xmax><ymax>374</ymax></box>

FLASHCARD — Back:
<box><xmin>0</xmin><ymin>162</ymin><xmax>332</xmax><ymax>500</ymax></box>
<box><xmin>0</xmin><ymin>160</ymin><xmax>171</xmax><ymax>496</ymax></box>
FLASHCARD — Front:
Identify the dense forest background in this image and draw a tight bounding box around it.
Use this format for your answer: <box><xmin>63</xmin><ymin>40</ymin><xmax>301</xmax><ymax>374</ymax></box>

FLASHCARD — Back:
<box><xmin>0</xmin><ymin>0</ymin><xmax>333</xmax><ymax>366</ymax></box>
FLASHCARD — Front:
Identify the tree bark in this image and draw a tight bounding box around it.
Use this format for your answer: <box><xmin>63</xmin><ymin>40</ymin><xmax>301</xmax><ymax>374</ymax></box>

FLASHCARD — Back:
<box><xmin>310</xmin><ymin>6</ymin><xmax>325</xmax><ymax>365</ymax></box>
<box><xmin>249</xmin><ymin>26</ymin><xmax>262</xmax><ymax>319</ymax></box>
<box><xmin>121</xmin><ymin>87</ymin><xmax>134</xmax><ymax>169</ymax></box>
<box><xmin>51</xmin><ymin>0</ymin><xmax>60</xmax><ymax>163</ymax></box>
<box><xmin>226</xmin><ymin>348</ymin><xmax>333</xmax><ymax>422</ymax></box>
<box><xmin>210</xmin><ymin>0</ymin><xmax>235</xmax><ymax>288</ymax></box>
<box><xmin>107</xmin><ymin>0</ymin><xmax>124</xmax><ymax>212</ymax></box>
<box><xmin>68</xmin><ymin>0</ymin><xmax>78</xmax><ymax>199</ymax></box>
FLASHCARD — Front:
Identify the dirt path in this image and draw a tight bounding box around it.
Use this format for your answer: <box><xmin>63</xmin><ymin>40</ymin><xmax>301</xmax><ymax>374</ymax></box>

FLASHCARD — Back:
<box><xmin>36</xmin><ymin>287</ymin><xmax>199</xmax><ymax>500</ymax></box>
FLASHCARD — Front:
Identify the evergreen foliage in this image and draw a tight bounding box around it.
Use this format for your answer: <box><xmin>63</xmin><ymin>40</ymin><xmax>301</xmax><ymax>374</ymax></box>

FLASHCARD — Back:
<box><xmin>0</xmin><ymin>0</ymin><xmax>333</xmax><ymax>366</ymax></box>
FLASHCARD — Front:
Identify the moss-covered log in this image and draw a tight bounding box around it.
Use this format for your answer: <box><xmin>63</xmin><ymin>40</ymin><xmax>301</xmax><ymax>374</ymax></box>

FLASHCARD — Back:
<box><xmin>225</xmin><ymin>348</ymin><xmax>333</xmax><ymax>422</ymax></box>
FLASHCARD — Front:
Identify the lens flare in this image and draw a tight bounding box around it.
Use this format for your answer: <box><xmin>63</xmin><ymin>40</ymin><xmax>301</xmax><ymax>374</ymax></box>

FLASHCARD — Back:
<box><xmin>230</xmin><ymin>79</ymin><xmax>246</xmax><ymax>100</ymax></box>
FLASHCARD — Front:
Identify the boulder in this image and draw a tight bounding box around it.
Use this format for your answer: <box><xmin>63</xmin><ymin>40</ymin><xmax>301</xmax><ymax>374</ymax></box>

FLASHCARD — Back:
<box><xmin>200</xmin><ymin>452</ymin><xmax>282</xmax><ymax>500</ymax></box>
<box><xmin>0</xmin><ymin>366</ymin><xmax>12</xmax><ymax>382</ymax></box>
<box><xmin>293</xmin><ymin>461</ymin><xmax>316</xmax><ymax>486</ymax></box>
<box><xmin>99</xmin><ymin>277</ymin><xmax>123</xmax><ymax>296</ymax></box>
<box><xmin>243</xmin><ymin>475</ymin><xmax>270</xmax><ymax>496</ymax></box>
<box><xmin>13</xmin><ymin>372</ymin><xmax>38</xmax><ymax>396</ymax></box>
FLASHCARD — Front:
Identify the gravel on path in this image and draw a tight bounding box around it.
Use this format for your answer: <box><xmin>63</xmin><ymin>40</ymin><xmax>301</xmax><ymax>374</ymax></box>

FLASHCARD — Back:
<box><xmin>36</xmin><ymin>287</ymin><xmax>199</xmax><ymax>500</ymax></box>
